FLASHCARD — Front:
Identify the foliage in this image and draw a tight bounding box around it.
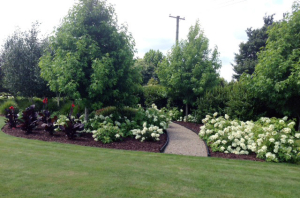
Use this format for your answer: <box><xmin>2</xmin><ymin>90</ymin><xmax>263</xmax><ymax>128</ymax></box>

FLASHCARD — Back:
<box><xmin>199</xmin><ymin>113</ymin><xmax>300</xmax><ymax>163</ymax></box>
<box><xmin>0</xmin><ymin>100</ymin><xmax>18</xmax><ymax>114</ymax></box>
<box><xmin>92</xmin><ymin>123</ymin><xmax>123</xmax><ymax>144</ymax></box>
<box><xmin>249</xmin><ymin>3</ymin><xmax>300</xmax><ymax>129</ymax></box>
<box><xmin>131</xmin><ymin>122</ymin><xmax>164</xmax><ymax>142</ymax></box>
<box><xmin>55</xmin><ymin>114</ymin><xmax>84</xmax><ymax>139</ymax></box>
<box><xmin>157</xmin><ymin>20</ymin><xmax>221</xmax><ymax>116</ymax></box>
<box><xmin>5</xmin><ymin>106</ymin><xmax>18</xmax><ymax>128</ymax></box>
<box><xmin>167</xmin><ymin>107</ymin><xmax>184</xmax><ymax>121</ymax></box>
<box><xmin>0</xmin><ymin>22</ymin><xmax>52</xmax><ymax>97</ymax></box>
<box><xmin>143</xmin><ymin>85</ymin><xmax>168</xmax><ymax>108</ymax></box>
<box><xmin>195</xmin><ymin>86</ymin><xmax>229</xmax><ymax>123</ymax></box>
<box><xmin>232</xmin><ymin>15</ymin><xmax>275</xmax><ymax>80</ymax></box>
<box><xmin>39</xmin><ymin>110</ymin><xmax>51</xmax><ymax>123</ymax></box>
<box><xmin>39</xmin><ymin>0</ymin><xmax>141</xmax><ymax>108</ymax></box>
<box><xmin>41</xmin><ymin>116</ymin><xmax>58</xmax><ymax>136</ymax></box>
<box><xmin>135</xmin><ymin>49</ymin><xmax>164</xmax><ymax>85</ymax></box>
<box><xmin>85</xmin><ymin>104</ymin><xmax>170</xmax><ymax>143</ymax></box>
<box><xmin>18</xmin><ymin>105</ymin><xmax>38</xmax><ymax>134</ymax></box>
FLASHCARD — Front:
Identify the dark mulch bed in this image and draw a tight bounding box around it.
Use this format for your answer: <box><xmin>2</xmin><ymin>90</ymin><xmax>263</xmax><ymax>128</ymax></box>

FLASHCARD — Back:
<box><xmin>174</xmin><ymin>121</ymin><xmax>265</xmax><ymax>162</ymax></box>
<box><xmin>2</xmin><ymin>122</ymin><xmax>167</xmax><ymax>153</ymax></box>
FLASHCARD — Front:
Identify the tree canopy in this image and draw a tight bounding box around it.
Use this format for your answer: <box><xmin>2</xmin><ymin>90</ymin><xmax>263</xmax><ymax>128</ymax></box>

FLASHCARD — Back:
<box><xmin>39</xmin><ymin>0</ymin><xmax>141</xmax><ymax>109</ymax></box>
<box><xmin>249</xmin><ymin>2</ymin><xmax>300</xmax><ymax>126</ymax></box>
<box><xmin>0</xmin><ymin>22</ymin><xmax>50</xmax><ymax>97</ymax></box>
<box><xmin>157</xmin><ymin>20</ymin><xmax>221</xmax><ymax>115</ymax></box>
<box><xmin>232</xmin><ymin>14</ymin><xmax>275</xmax><ymax>80</ymax></box>
<box><xmin>135</xmin><ymin>49</ymin><xmax>164</xmax><ymax>85</ymax></box>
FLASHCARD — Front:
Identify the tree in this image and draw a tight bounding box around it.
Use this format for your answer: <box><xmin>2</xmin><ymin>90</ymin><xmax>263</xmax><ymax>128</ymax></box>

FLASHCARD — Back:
<box><xmin>157</xmin><ymin>20</ymin><xmax>221</xmax><ymax>118</ymax></box>
<box><xmin>0</xmin><ymin>22</ymin><xmax>51</xmax><ymax>98</ymax></box>
<box><xmin>39</xmin><ymin>0</ymin><xmax>141</xmax><ymax>110</ymax></box>
<box><xmin>250</xmin><ymin>2</ymin><xmax>300</xmax><ymax>129</ymax></box>
<box><xmin>232</xmin><ymin>14</ymin><xmax>275</xmax><ymax>80</ymax></box>
<box><xmin>135</xmin><ymin>49</ymin><xmax>164</xmax><ymax>85</ymax></box>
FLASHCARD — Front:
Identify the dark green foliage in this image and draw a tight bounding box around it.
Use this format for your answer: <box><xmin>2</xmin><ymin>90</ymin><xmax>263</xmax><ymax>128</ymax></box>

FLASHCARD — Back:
<box><xmin>0</xmin><ymin>100</ymin><xmax>18</xmax><ymax>114</ymax></box>
<box><xmin>232</xmin><ymin>14</ymin><xmax>275</xmax><ymax>80</ymax></box>
<box><xmin>58</xmin><ymin>114</ymin><xmax>84</xmax><ymax>139</ymax></box>
<box><xmin>195</xmin><ymin>86</ymin><xmax>229</xmax><ymax>122</ymax></box>
<box><xmin>5</xmin><ymin>107</ymin><xmax>18</xmax><ymax>128</ymax></box>
<box><xmin>19</xmin><ymin>105</ymin><xmax>38</xmax><ymax>134</ymax></box>
<box><xmin>143</xmin><ymin>85</ymin><xmax>168</xmax><ymax>108</ymax></box>
<box><xmin>60</xmin><ymin>101</ymin><xmax>84</xmax><ymax>116</ymax></box>
<box><xmin>249</xmin><ymin>3</ymin><xmax>300</xmax><ymax>129</ymax></box>
<box><xmin>136</xmin><ymin>49</ymin><xmax>164</xmax><ymax>85</ymax></box>
<box><xmin>39</xmin><ymin>0</ymin><xmax>141</xmax><ymax>108</ymax></box>
<box><xmin>0</xmin><ymin>22</ymin><xmax>52</xmax><ymax>97</ymax></box>
<box><xmin>95</xmin><ymin>106</ymin><xmax>137</xmax><ymax>121</ymax></box>
<box><xmin>157</xmin><ymin>20</ymin><xmax>221</xmax><ymax>117</ymax></box>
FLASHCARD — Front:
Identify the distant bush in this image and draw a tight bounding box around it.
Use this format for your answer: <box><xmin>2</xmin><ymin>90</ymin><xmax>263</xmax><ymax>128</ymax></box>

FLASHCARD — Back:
<box><xmin>143</xmin><ymin>85</ymin><xmax>168</xmax><ymax>109</ymax></box>
<box><xmin>0</xmin><ymin>100</ymin><xmax>18</xmax><ymax>114</ymax></box>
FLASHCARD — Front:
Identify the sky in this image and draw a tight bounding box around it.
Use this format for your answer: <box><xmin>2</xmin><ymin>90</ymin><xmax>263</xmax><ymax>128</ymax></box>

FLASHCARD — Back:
<box><xmin>0</xmin><ymin>0</ymin><xmax>295</xmax><ymax>82</ymax></box>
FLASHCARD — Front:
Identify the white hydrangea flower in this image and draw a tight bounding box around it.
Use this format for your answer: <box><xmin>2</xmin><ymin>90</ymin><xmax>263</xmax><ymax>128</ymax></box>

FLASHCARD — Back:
<box><xmin>213</xmin><ymin>112</ymin><xmax>218</xmax><ymax>117</ymax></box>
<box><xmin>225</xmin><ymin>114</ymin><xmax>229</xmax><ymax>120</ymax></box>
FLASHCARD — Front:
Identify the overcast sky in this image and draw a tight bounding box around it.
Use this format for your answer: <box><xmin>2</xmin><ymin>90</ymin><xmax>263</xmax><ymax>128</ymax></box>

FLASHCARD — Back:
<box><xmin>0</xmin><ymin>0</ymin><xmax>294</xmax><ymax>81</ymax></box>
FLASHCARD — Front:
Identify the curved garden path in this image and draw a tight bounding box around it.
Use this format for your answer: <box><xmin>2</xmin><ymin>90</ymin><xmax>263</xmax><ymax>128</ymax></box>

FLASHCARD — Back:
<box><xmin>164</xmin><ymin>122</ymin><xmax>208</xmax><ymax>157</ymax></box>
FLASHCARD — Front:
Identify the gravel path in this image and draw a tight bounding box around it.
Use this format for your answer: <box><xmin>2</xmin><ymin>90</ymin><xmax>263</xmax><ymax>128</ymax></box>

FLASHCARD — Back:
<box><xmin>164</xmin><ymin>122</ymin><xmax>207</xmax><ymax>157</ymax></box>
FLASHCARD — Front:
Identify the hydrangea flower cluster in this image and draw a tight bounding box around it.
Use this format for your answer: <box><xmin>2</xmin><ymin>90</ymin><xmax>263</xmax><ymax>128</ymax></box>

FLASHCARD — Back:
<box><xmin>199</xmin><ymin>113</ymin><xmax>300</xmax><ymax>163</ymax></box>
<box><xmin>131</xmin><ymin>122</ymin><xmax>164</xmax><ymax>142</ymax></box>
<box><xmin>92</xmin><ymin>123</ymin><xmax>123</xmax><ymax>144</ymax></box>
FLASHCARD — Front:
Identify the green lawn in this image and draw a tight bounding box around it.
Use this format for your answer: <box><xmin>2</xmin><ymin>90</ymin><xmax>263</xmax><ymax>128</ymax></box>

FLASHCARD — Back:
<box><xmin>0</xmin><ymin>117</ymin><xmax>299</xmax><ymax>198</ymax></box>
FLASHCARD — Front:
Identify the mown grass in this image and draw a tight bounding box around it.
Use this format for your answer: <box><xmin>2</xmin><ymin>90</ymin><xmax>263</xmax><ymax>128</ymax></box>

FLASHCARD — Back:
<box><xmin>0</xmin><ymin>117</ymin><xmax>299</xmax><ymax>198</ymax></box>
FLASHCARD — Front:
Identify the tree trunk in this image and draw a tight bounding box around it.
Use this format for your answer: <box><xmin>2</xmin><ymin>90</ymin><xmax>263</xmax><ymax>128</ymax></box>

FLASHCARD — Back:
<box><xmin>185</xmin><ymin>103</ymin><xmax>188</xmax><ymax>122</ymax></box>
<box><xmin>85</xmin><ymin>107</ymin><xmax>88</xmax><ymax>122</ymax></box>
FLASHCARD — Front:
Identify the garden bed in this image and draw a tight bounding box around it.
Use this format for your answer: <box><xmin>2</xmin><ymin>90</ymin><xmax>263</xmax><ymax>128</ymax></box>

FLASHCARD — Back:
<box><xmin>174</xmin><ymin>121</ymin><xmax>265</xmax><ymax>162</ymax></box>
<box><xmin>2</xmin><ymin>122</ymin><xmax>167</xmax><ymax>153</ymax></box>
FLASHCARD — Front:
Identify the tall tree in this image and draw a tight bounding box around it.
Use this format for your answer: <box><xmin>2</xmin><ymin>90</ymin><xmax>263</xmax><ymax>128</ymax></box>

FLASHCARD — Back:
<box><xmin>39</xmin><ymin>0</ymin><xmax>141</xmax><ymax>110</ymax></box>
<box><xmin>157</xmin><ymin>20</ymin><xmax>221</xmax><ymax>117</ymax></box>
<box><xmin>135</xmin><ymin>49</ymin><xmax>164</xmax><ymax>85</ymax></box>
<box><xmin>250</xmin><ymin>2</ymin><xmax>300</xmax><ymax>129</ymax></box>
<box><xmin>0</xmin><ymin>22</ymin><xmax>51</xmax><ymax>98</ymax></box>
<box><xmin>232</xmin><ymin>14</ymin><xmax>275</xmax><ymax>80</ymax></box>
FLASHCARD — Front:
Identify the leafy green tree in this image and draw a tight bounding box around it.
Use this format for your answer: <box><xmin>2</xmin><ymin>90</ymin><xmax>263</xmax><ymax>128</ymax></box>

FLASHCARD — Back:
<box><xmin>135</xmin><ymin>49</ymin><xmax>164</xmax><ymax>85</ymax></box>
<box><xmin>0</xmin><ymin>22</ymin><xmax>51</xmax><ymax>98</ymax></box>
<box><xmin>157</xmin><ymin>20</ymin><xmax>221</xmax><ymax>117</ymax></box>
<box><xmin>232</xmin><ymin>14</ymin><xmax>275</xmax><ymax>80</ymax></box>
<box><xmin>250</xmin><ymin>2</ymin><xmax>300</xmax><ymax>129</ymax></box>
<box><xmin>39</xmin><ymin>0</ymin><xmax>141</xmax><ymax>110</ymax></box>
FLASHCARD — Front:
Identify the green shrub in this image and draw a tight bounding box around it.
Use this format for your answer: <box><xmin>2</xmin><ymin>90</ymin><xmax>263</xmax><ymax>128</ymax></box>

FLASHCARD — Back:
<box><xmin>143</xmin><ymin>85</ymin><xmax>168</xmax><ymax>109</ymax></box>
<box><xmin>195</xmin><ymin>86</ymin><xmax>229</xmax><ymax>123</ymax></box>
<box><xmin>92</xmin><ymin>123</ymin><xmax>123</xmax><ymax>144</ymax></box>
<box><xmin>0</xmin><ymin>100</ymin><xmax>18</xmax><ymax>114</ymax></box>
<box><xmin>60</xmin><ymin>101</ymin><xmax>84</xmax><ymax>116</ymax></box>
<box><xmin>95</xmin><ymin>106</ymin><xmax>117</xmax><ymax>116</ymax></box>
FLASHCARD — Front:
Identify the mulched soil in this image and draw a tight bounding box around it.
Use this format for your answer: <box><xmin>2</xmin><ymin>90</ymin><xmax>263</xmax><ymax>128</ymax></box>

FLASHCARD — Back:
<box><xmin>2</xmin><ymin>122</ymin><xmax>167</xmax><ymax>153</ymax></box>
<box><xmin>174</xmin><ymin>121</ymin><xmax>265</xmax><ymax>162</ymax></box>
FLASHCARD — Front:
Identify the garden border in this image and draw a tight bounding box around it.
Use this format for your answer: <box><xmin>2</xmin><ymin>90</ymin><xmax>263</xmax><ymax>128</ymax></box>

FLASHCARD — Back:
<box><xmin>159</xmin><ymin>130</ymin><xmax>169</xmax><ymax>153</ymax></box>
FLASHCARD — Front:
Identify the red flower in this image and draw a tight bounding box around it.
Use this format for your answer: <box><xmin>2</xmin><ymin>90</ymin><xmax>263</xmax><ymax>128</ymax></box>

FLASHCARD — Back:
<box><xmin>9</xmin><ymin>106</ymin><xmax>14</xmax><ymax>110</ymax></box>
<box><xmin>72</xmin><ymin>103</ymin><xmax>75</xmax><ymax>108</ymax></box>
<box><xmin>43</xmin><ymin>97</ymin><xmax>48</xmax><ymax>104</ymax></box>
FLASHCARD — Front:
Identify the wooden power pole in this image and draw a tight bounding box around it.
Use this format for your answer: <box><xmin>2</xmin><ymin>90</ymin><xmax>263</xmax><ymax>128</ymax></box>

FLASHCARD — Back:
<box><xmin>169</xmin><ymin>15</ymin><xmax>185</xmax><ymax>43</ymax></box>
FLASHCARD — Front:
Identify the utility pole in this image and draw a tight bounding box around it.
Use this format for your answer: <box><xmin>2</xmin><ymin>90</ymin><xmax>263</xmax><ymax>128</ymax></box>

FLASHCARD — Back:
<box><xmin>169</xmin><ymin>14</ymin><xmax>185</xmax><ymax>43</ymax></box>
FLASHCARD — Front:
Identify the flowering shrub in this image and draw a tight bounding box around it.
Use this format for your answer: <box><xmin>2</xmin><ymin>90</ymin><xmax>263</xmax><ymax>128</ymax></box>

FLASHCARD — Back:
<box><xmin>92</xmin><ymin>123</ymin><xmax>123</xmax><ymax>144</ymax></box>
<box><xmin>84</xmin><ymin>104</ymin><xmax>170</xmax><ymax>143</ymax></box>
<box><xmin>199</xmin><ymin>113</ymin><xmax>300</xmax><ymax>163</ymax></box>
<box><xmin>165</xmin><ymin>107</ymin><xmax>183</xmax><ymax>121</ymax></box>
<box><xmin>131</xmin><ymin>122</ymin><xmax>164</xmax><ymax>142</ymax></box>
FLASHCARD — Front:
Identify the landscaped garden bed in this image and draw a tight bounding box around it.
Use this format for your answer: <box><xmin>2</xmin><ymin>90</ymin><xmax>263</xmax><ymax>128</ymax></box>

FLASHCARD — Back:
<box><xmin>2</xmin><ymin>122</ymin><xmax>167</xmax><ymax>153</ymax></box>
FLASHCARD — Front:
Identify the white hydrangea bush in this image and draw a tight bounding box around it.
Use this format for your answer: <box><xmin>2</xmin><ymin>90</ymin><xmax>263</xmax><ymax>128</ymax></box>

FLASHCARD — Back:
<box><xmin>131</xmin><ymin>122</ymin><xmax>164</xmax><ymax>142</ymax></box>
<box><xmin>199</xmin><ymin>113</ymin><xmax>300</xmax><ymax>163</ymax></box>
